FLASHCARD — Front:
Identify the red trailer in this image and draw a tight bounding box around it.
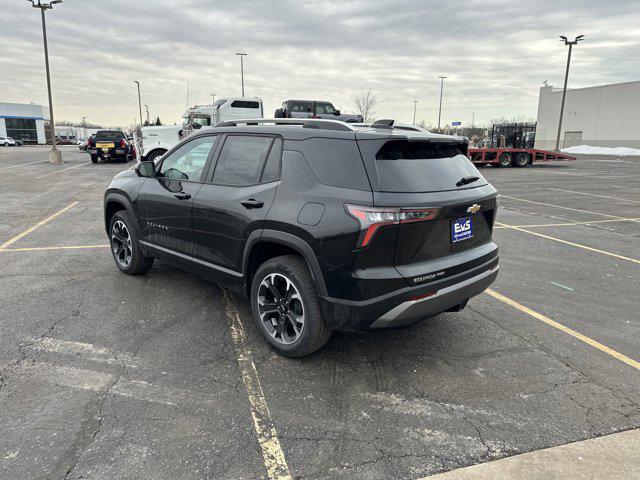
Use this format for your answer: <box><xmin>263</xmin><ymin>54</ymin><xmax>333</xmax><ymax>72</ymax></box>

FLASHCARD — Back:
<box><xmin>468</xmin><ymin>122</ymin><xmax>575</xmax><ymax>167</ymax></box>
<box><xmin>468</xmin><ymin>147</ymin><xmax>576</xmax><ymax>168</ymax></box>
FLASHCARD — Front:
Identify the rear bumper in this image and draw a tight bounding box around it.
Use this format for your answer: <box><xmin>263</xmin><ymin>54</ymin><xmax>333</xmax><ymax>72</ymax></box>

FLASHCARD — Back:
<box><xmin>319</xmin><ymin>251</ymin><xmax>498</xmax><ymax>332</ymax></box>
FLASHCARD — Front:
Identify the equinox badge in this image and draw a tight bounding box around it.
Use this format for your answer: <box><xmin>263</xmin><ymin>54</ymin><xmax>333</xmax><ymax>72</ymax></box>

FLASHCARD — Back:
<box><xmin>467</xmin><ymin>204</ymin><xmax>481</xmax><ymax>214</ymax></box>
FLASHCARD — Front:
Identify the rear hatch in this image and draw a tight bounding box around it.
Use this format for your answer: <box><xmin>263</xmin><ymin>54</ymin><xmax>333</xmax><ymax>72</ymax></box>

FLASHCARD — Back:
<box><xmin>94</xmin><ymin>130</ymin><xmax>125</xmax><ymax>153</ymax></box>
<box><xmin>355</xmin><ymin>134</ymin><xmax>498</xmax><ymax>286</ymax></box>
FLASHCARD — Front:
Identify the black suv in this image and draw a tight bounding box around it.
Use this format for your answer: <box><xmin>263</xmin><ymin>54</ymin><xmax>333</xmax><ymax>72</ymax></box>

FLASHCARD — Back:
<box><xmin>104</xmin><ymin>119</ymin><xmax>499</xmax><ymax>357</ymax></box>
<box><xmin>88</xmin><ymin>130</ymin><xmax>133</xmax><ymax>163</ymax></box>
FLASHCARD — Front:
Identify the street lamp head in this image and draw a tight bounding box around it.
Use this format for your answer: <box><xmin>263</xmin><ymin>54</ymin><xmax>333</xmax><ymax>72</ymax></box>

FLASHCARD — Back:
<box><xmin>575</xmin><ymin>34</ymin><xmax>585</xmax><ymax>42</ymax></box>
<box><xmin>236</xmin><ymin>52</ymin><xmax>247</xmax><ymax>56</ymax></box>
<box><xmin>559</xmin><ymin>35</ymin><xmax>567</xmax><ymax>41</ymax></box>
<box><xmin>27</xmin><ymin>0</ymin><xmax>63</xmax><ymax>8</ymax></box>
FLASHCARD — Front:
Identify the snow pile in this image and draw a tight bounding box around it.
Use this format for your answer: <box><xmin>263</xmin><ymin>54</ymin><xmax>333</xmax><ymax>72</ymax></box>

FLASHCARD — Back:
<box><xmin>561</xmin><ymin>145</ymin><xmax>640</xmax><ymax>156</ymax></box>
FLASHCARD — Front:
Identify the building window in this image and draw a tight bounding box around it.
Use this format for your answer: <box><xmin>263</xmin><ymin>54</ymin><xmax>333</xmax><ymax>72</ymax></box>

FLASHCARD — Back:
<box><xmin>5</xmin><ymin>118</ymin><xmax>38</xmax><ymax>144</ymax></box>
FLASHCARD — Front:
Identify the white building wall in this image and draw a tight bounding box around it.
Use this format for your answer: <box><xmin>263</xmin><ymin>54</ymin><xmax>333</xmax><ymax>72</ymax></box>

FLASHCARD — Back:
<box><xmin>0</xmin><ymin>102</ymin><xmax>48</xmax><ymax>144</ymax></box>
<box><xmin>0</xmin><ymin>118</ymin><xmax>6</xmax><ymax>137</ymax></box>
<box><xmin>535</xmin><ymin>81</ymin><xmax>640</xmax><ymax>150</ymax></box>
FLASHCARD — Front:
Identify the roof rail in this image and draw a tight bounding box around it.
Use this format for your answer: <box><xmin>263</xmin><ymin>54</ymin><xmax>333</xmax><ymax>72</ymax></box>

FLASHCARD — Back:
<box><xmin>214</xmin><ymin>118</ymin><xmax>357</xmax><ymax>132</ymax></box>
<box><xmin>370</xmin><ymin>119</ymin><xmax>395</xmax><ymax>128</ymax></box>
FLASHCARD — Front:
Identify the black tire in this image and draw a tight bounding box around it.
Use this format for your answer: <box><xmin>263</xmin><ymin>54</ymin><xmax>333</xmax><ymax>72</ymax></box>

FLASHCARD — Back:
<box><xmin>498</xmin><ymin>152</ymin><xmax>512</xmax><ymax>168</ymax></box>
<box><xmin>90</xmin><ymin>155</ymin><xmax>98</xmax><ymax>163</ymax></box>
<box><xmin>109</xmin><ymin>210</ymin><xmax>154</xmax><ymax>275</ymax></box>
<box><xmin>250</xmin><ymin>255</ymin><xmax>331</xmax><ymax>357</ymax></box>
<box><xmin>146</xmin><ymin>149</ymin><xmax>165</xmax><ymax>163</ymax></box>
<box><xmin>514</xmin><ymin>152</ymin><xmax>530</xmax><ymax>168</ymax></box>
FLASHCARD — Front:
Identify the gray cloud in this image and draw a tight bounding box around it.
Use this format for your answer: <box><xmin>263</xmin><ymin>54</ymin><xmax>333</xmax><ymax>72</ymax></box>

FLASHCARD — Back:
<box><xmin>2</xmin><ymin>0</ymin><xmax>638</xmax><ymax>128</ymax></box>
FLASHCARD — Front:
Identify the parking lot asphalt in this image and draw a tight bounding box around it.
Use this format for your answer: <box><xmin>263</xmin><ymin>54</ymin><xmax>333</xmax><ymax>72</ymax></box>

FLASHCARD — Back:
<box><xmin>1</xmin><ymin>146</ymin><xmax>639</xmax><ymax>479</ymax></box>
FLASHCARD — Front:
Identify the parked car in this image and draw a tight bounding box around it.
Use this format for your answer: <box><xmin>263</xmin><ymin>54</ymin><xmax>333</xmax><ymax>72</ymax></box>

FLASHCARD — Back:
<box><xmin>0</xmin><ymin>136</ymin><xmax>16</xmax><ymax>146</ymax></box>
<box><xmin>88</xmin><ymin>130</ymin><xmax>133</xmax><ymax>163</ymax></box>
<box><xmin>104</xmin><ymin>118</ymin><xmax>499</xmax><ymax>357</ymax></box>
<box><xmin>78</xmin><ymin>135</ymin><xmax>95</xmax><ymax>151</ymax></box>
<box><xmin>14</xmin><ymin>138</ymin><xmax>23</xmax><ymax>146</ymax></box>
<box><xmin>55</xmin><ymin>137</ymin><xmax>76</xmax><ymax>145</ymax></box>
<box><xmin>274</xmin><ymin>100</ymin><xmax>363</xmax><ymax>123</ymax></box>
<box><xmin>140</xmin><ymin>97</ymin><xmax>264</xmax><ymax>163</ymax></box>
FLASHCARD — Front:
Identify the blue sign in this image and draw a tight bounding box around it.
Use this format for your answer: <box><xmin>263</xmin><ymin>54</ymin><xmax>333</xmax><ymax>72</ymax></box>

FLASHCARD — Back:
<box><xmin>451</xmin><ymin>217</ymin><xmax>473</xmax><ymax>243</ymax></box>
<box><xmin>452</xmin><ymin>121</ymin><xmax>462</xmax><ymax>126</ymax></box>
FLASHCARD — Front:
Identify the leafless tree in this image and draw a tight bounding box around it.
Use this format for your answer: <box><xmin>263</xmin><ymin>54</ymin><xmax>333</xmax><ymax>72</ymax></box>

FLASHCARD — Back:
<box><xmin>353</xmin><ymin>90</ymin><xmax>378</xmax><ymax>123</ymax></box>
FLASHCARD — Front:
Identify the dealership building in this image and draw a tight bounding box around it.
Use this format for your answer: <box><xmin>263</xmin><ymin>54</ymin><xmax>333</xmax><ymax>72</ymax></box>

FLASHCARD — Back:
<box><xmin>0</xmin><ymin>102</ymin><xmax>50</xmax><ymax>144</ymax></box>
<box><xmin>534</xmin><ymin>80</ymin><xmax>640</xmax><ymax>150</ymax></box>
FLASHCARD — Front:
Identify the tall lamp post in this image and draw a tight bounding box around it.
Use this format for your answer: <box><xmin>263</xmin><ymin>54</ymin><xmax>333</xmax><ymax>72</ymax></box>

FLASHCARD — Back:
<box><xmin>555</xmin><ymin>34</ymin><xmax>584</xmax><ymax>151</ymax></box>
<box><xmin>133</xmin><ymin>81</ymin><xmax>143</xmax><ymax>129</ymax></box>
<box><xmin>28</xmin><ymin>0</ymin><xmax>63</xmax><ymax>163</ymax></box>
<box><xmin>412</xmin><ymin>100</ymin><xmax>418</xmax><ymax>125</ymax></box>
<box><xmin>144</xmin><ymin>104</ymin><xmax>150</xmax><ymax>126</ymax></box>
<box><xmin>437</xmin><ymin>76</ymin><xmax>447</xmax><ymax>132</ymax></box>
<box><xmin>236</xmin><ymin>53</ymin><xmax>247</xmax><ymax>97</ymax></box>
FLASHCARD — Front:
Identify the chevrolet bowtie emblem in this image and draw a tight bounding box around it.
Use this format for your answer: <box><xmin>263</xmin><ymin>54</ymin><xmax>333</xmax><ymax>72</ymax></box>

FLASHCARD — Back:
<box><xmin>467</xmin><ymin>204</ymin><xmax>481</xmax><ymax>214</ymax></box>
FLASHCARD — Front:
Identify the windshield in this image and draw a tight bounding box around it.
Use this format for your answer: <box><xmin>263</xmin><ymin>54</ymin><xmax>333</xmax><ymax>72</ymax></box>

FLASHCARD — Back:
<box><xmin>374</xmin><ymin>140</ymin><xmax>486</xmax><ymax>192</ymax></box>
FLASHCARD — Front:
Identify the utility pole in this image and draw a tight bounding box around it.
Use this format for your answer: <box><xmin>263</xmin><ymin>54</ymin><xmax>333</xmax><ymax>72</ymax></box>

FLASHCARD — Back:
<box><xmin>437</xmin><ymin>76</ymin><xmax>447</xmax><ymax>132</ymax></box>
<box><xmin>210</xmin><ymin>93</ymin><xmax>216</xmax><ymax>104</ymax></box>
<box><xmin>412</xmin><ymin>100</ymin><xmax>418</xmax><ymax>125</ymax></box>
<box><xmin>472</xmin><ymin>112</ymin><xmax>475</xmax><ymax>128</ymax></box>
<box><xmin>133</xmin><ymin>81</ymin><xmax>143</xmax><ymax>130</ymax></box>
<box><xmin>29</xmin><ymin>0</ymin><xmax>63</xmax><ymax>163</ymax></box>
<box><xmin>144</xmin><ymin>104</ymin><xmax>150</xmax><ymax>126</ymax></box>
<box><xmin>555</xmin><ymin>34</ymin><xmax>584</xmax><ymax>151</ymax></box>
<box><xmin>236</xmin><ymin>53</ymin><xmax>247</xmax><ymax>97</ymax></box>
<box><xmin>81</xmin><ymin>115</ymin><xmax>86</xmax><ymax>139</ymax></box>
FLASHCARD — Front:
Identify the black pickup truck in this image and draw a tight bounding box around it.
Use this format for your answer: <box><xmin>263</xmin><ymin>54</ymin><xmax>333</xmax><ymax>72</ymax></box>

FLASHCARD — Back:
<box><xmin>87</xmin><ymin>130</ymin><xmax>133</xmax><ymax>163</ymax></box>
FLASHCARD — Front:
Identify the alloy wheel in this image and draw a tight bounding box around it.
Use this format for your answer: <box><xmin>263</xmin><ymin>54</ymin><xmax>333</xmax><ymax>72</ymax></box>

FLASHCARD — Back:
<box><xmin>111</xmin><ymin>220</ymin><xmax>133</xmax><ymax>268</ymax></box>
<box><xmin>257</xmin><ymin>273</ymin><xmax>305</xmax><ymax>345</ymax></box>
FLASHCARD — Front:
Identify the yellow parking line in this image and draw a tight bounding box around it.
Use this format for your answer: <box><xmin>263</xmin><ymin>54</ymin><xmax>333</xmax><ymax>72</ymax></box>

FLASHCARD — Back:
<box><xmin>35</xmin><ymin>162</ymin><xmax>91</xmax><ymax>179</ymax></box>
<box><xmin>493</xmin><ymin>217</ymin><xmax>640</xmax><ymax>229</ymax></box>
<box><xmin>0</xmin><ymin>201</ymin><xmax>79</xmax><ymax>250</ymax></box>
<box><xmin>500</xmin><ymin>195</ymin><xmax>640</xmax><ymax>223</ymax></box>
<box><xmin>222</xmin><ymin>290</ymin><xmax>292</xmax><ymax>480</ymax></box>
<box><xmin>486</xmin><ymin>289</ymin><xmax>640</xmax><ymax>371</ymax></box>
<box><xmin>0</xmin><ymin>244</ymin><xmax>108</xmax><ymax>252</ymax></box>
<box><xmin>495</xmin><ymin>221</ymin><xmax>640</xmax><ymax>265</ymax></box>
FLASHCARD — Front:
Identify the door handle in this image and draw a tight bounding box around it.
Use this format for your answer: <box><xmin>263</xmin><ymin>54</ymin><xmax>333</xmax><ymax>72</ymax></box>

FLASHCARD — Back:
<box><xmin>174</xmin><ymin>192</ymin><xmax>191</xmax><ymax>200</ymax></box>
<box><xmin>241</xmin><ymin>199</ymin><xmax>264</xmax><ymax>209</ymax></box>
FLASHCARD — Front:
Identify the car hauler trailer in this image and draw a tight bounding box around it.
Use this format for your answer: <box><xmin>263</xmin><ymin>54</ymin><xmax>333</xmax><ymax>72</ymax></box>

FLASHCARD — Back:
<box><xmin>468</xmin><ymin>122</ymin><xmax>575</xmax><ymax>167</ymax></box>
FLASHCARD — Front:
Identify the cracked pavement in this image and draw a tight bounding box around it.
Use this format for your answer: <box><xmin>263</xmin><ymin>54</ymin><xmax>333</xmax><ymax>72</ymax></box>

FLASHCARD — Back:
<box><xmin>0</xmin><ymin>147</ymin><xmax>639</xmax><ymax>479</ymax></box>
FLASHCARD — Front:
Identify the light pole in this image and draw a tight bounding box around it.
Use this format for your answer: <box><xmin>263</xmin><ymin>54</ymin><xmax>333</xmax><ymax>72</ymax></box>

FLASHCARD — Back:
<box><xmin>555</xmin><ymin>34</ymin><xmax>584</xmax><ymax>151</ymax></box>
<box><xmin>28</xmin><ymin>0</ymin><xmax>63</xmax><ymax>163</ymax></box>
<box><xmin>437</xmin><ymin>76</ymin><xmax>447</xmax><ymax>132</ymax></box>
<box><xmin>133</xmin><ymin>81</ymin><xmax>143</xmax><ymax>130</ymax></box>
<box><xmin>144</xmin><ymin>104</ymin><xmax>150</xmax><ymax>126</ymax></box>
<box><xmin>412</xmin><ymin>101</ymin><xmax>418</xmax><ymax>125</ymax></box>
<box><xmin>236</xmin><ymin>53</ymin><xmax>247</xmax><ymax>97</ymax></box>
<box><xmin>81</xmin><ymin>115</ymin><xmax>86</xmax><ymax>139</ymax></box>
<box><xmin>471</xmin><ymin>112</ymin><xmax>475</xmax><ymax>128</ymax></box>
<box><xmin>210</xmin><ymin>93</ymin><xmax>216</xmax><ymax>103</ymax></box>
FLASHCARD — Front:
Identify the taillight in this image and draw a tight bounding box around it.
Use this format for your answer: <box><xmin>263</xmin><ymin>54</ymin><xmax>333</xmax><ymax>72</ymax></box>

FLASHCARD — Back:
<box><xmin>87</xmin><ymin>138</ymin><xmax>92</xmax><ymax>147</ymax></box>
<box><xmin>345</xmin><ymin>204</ymin><xmax>439</xmax><ymax>248</ymax></box>
<box><xmin>120</xmin><ymin>139</ymin><xmax>126</xmax><ymax>148</ymax></box>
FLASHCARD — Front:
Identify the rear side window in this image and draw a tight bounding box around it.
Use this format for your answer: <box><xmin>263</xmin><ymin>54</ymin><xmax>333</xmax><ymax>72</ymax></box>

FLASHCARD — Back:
<box><xmin>213</xmin><ymin>135</ymin><xmax>273</xmax><ymax>186</ymax></box>
<box><xmin>291</xmin><ymin>101</ymin><xmax>312</xmax><ymax>112</ymax></box>
<box><xmin>375</xmin><ymin>140</ymin><xmax>485</xmax><ymax>192</ymax></box>
<box><xmin>301</xmin><ymin>138</ymin><xmax>370</xmax><ymax>190</ymax></box>
<box><xmin>261</xmin><ymin>138</ymin><xmax>282</xmax><ymax>183</ymax></box>
<box><xmin>230</xmin><ymin>100</ymin><xmax>260</xmax><ymax>109</ymax></box>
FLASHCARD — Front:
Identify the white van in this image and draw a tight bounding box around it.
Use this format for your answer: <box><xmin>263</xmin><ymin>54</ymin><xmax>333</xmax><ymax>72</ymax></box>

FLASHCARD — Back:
<box><xmin>140</xmin><ymin>97</ymin><xmax>263</xmax><ymax>162</ymax></box>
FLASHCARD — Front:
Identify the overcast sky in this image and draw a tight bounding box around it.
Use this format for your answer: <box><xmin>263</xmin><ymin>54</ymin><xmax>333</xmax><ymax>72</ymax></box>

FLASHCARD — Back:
<box><xmin>2</xmin><ymin>0</ymin><xmax>639</xmax><ymax>129</ymax></box>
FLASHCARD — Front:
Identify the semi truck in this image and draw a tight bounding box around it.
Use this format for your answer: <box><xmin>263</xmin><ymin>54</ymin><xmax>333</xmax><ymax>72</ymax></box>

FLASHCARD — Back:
<box><xmin>140</xmin><ymin>97</ymin><xmax>263</xmax><ymax>162</ymax></box>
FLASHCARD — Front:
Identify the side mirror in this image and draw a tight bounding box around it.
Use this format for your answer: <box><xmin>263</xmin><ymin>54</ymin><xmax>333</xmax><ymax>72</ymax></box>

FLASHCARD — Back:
<box><xmin>334</xmin><ymin>110</ymin><xmax>341</xmax><ymax>116</ymax></box>
<box><xmin>135</xmin><ymin>161</ymin><xmax>155</xmax><ymax>178</ymax></box>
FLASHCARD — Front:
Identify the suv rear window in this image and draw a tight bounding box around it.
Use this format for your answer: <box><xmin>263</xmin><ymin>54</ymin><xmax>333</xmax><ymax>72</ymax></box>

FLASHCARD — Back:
<box><xmin>230</xmin><ymin>100</ymin><xmax>260</xmax><ymax>109</ymax></box>
<box><xmin>95</xmin><ymin>130</ymin><xmax>125</xmax><ymax>140</ymax></box>
<box><xmin>375</xmin><ymin>140</ymin><xmax>485</xmax><ymax>192</ymax></box>
<box><xmin>301</xmin><ymin>138</ymin><xmax>370</xmax><ymax>190</ymax></box>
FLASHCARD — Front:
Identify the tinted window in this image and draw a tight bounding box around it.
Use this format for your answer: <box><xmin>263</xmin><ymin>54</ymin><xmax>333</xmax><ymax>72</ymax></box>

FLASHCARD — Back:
<box><xmin>302</xmin><ymin>138</ymin><xmax>370</xmax><ymax>190</ymax></box>
<box><xmin>291</xmin><ymin>101</ymin><xmax>312</xmax><ymax>112</ymax></box>
<box><xmin>230</xmin><ymin>100</ymin><xmax>260</xmax><ymax>109</ymax></box>
<box><xmin>261</xmin><ymin>138</ymin><xmax>282</xmax><ymax>183</ymax></box>
<box><xmin>213</xmin><ymin>135</ymin><xmax>273</xmax><ymax>186</ymax></box>
<box><xmin>160</xmin><ymin>136</ymin><xmax>216</xmax><ymax>181</ymax></box>
<box><xmin>95</xmin><ymin>130</ymin><xmax>125</xmax><ymax>140</ymax></box>
<box><xmin>375</xmin><ymin>141</ymin><xmax>486</xmax><ymax>192</ymax></box>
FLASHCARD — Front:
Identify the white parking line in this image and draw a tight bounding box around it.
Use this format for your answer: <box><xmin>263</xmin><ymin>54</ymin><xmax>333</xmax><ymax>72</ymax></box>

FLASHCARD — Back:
<box><xmin>26</xmin><ymin>336</ymin><xmax>139</xmax><ymax>367</ymax></box>
<box><xmin>547</xmin><ymin>187</ymin><xmax>640</xmax><ymax>204</ymax></box>
<box><xmin>611</xmin><ymin>185</ymin><xmax>640</xmax><ymax>192</ymax></box>
<box><xmin>35</xmin><ymin>161</ymin><xmax>91</xmax><ymax>179</ymax></box>
<box><xmin>0</xmin><ymin>160</ymin><xmax>47</xmax><ymax>171</ymax></box>
<box><xmin>499</xmin><ymin>195</ymin><xmax>640</xmax><ymax>223</ymax></box>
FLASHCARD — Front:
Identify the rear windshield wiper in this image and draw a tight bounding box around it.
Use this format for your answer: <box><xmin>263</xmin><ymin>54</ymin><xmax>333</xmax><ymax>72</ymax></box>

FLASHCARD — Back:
<box><xmin>456</xmin><ymin>175</ymin><xmax>480</xmax><ymax>187</ymax></box>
